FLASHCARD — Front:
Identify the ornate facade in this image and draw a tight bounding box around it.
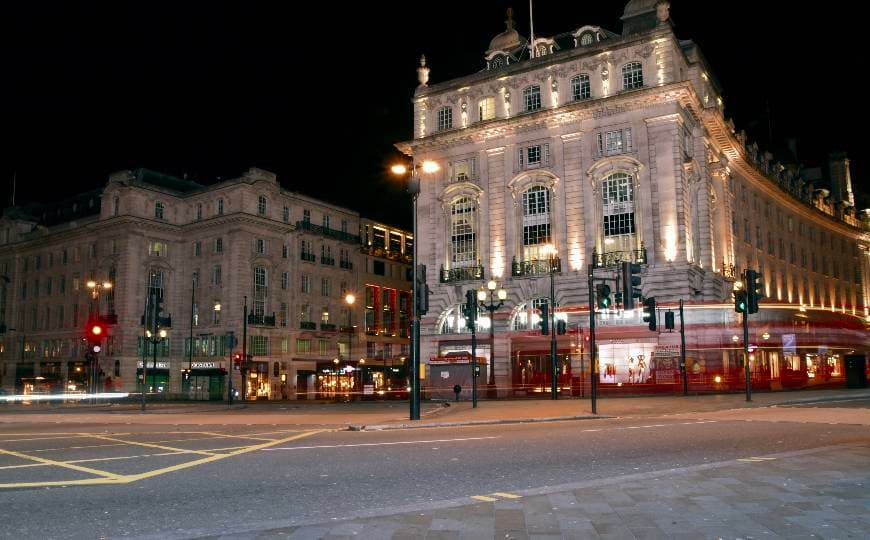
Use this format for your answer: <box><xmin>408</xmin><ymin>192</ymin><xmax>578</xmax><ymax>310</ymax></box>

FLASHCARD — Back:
<box><xmin>398</xmin><ymin>1</ymin><xmax>870</xmax><ymax>396</ymax></box>
<box><xmin>0</xmin><ymin>168</ymin><xmax>412</xmax><ymax>399</ymax></box>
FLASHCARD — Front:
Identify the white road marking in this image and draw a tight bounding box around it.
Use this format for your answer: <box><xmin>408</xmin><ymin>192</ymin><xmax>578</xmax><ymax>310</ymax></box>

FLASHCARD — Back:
<box><xmin>263</xmin><ymin>436</ymin><xmax>500</xmax><ymax>451</ymax></box>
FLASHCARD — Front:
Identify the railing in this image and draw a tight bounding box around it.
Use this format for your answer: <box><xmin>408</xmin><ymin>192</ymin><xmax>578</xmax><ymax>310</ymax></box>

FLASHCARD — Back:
<box><xmin>592</xmin><ymin>247</ymin><xmax>647</xmax><ymax>268</ymax></box>
<box><xmin>296</xmin><ymin>220</ymin><xmax>361</xmax><ymax>244</ymax></box>
<box><xmin>247</xmin><ymin>313</ymin><xmax>276</xmax><ymax>327</ymax></box>
<box><xmin>339</xmin><ymin>325</ymin><xmax>355</xmax><ymax>334</ymax></box>
<box><xmin>361</xmin><ymin>245</ymin><xmax>412</xmax><ymax>264</ymax></box>
<box><xmin>299</xmin><ymin>321</ymin><xmax>316</xmax><ymax>330</ymax></box>
<box><xmin>320</xmin><ymin>256</ymin><xmax>335</xmax><ymax>266</ymax></box>
<box><xmin>440</xmin><ymin>264</ymin><xmax>484</xmax><ymax>283</ymax></box>
<box><xmin>320</xmin><ymin>323</ymin><xmax>337</xmax><ymax>332</ymax></box>
<box><xmin>512</xmin><ymin>257</ymin><xmax>560</xmax><ymax>277</ymax></box>
<box><xmin>339</xmin><ymin>260</ymin><xmax>353</xmax><ymax>270</ymax></box>
<box><xmin>300</xmin><ymin>252</ymin><xmax>316</xmax><ymax>262</ymax></box>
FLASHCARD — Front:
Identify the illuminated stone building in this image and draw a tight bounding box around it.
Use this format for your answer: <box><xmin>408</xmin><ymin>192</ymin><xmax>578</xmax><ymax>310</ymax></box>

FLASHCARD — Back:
<box><xmin>0</xmin><ymin>168</ymin><xmax>411</xmax><ymax>399</ymax></box>
<box><xmin>397</xmin><ymin>0</ymin><xmax>870</xmax><ymax>396</ymax></box>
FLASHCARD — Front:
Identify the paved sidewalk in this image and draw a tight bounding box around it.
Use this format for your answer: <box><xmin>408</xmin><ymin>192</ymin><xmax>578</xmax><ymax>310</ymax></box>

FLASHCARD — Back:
<box><xmin>0</xmin><ymin>388</ymin><xmax>868</xmax><ymax>428</ymax></box>
<box><xmin>217</xmin><ymin>443</ymin><xmax>870</xmax><ymax>539</ymax></box>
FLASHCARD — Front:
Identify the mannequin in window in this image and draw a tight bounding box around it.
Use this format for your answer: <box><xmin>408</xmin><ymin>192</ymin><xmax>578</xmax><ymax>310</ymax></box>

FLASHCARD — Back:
<box><xmin>628</xmin><ymin>356</ymin><xmax>636</xmax><ymax>383</ymax></box>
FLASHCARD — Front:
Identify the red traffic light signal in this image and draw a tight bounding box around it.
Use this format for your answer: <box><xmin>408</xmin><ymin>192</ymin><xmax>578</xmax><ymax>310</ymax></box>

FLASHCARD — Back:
<box><xmin>233</xmin><ymin>353</ymin><xmax>242</xmax><ymax>363</ymax></box>
<box><xmin>87</xmin><ymin>322</ymin><xmax>105</xmax><ymax>344</ymax></box>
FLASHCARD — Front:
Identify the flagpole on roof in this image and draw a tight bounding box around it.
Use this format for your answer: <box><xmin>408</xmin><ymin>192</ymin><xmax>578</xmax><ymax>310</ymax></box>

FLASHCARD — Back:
<box><xmin>529</xmin><ymin>0</ymin><xmax>535</xmax><ymax>58</ymax></box>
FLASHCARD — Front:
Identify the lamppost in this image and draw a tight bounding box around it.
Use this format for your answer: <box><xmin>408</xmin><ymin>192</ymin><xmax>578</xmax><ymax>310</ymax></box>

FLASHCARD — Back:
<box><xmin>391</xmin><ymin>159</ymin><xmax>440</xmax><ymax>421</ymax></box>
<box><xmin>144</xmin><ymin>324</ymin><xmax>168</xmax><ymax>395</ymax></box>
<box><xmin>542</xmin><ymin>244</ymin><xmax>559</xmax><ymax>400</ymax></box>
<box><xmin>86</xmin><ymin>279</ymin><xmax>113</xmax><ymax>394</ymax></box>
<box><xmin>477</xmin><ymin>280</ymin><xmax>506</xmax><ymax>398</ymax></box>
<box><xmin>344</xmin><ymin>293</ymin><xmax>357</xmax><ymax>395</ymax></box>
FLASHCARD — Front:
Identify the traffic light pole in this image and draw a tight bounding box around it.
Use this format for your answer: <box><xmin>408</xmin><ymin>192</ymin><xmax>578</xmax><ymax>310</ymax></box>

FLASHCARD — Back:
<box><xmin>471</xmin><ymin>306</ymin><xmax>478</xmax><ymax>409</ymax></box>
<box><xmin>242</xmin><ymin>295</ymin><xmax>247</xmax><ymax>402</ymax></box>
<box><xmin>151</xmin><ymin>292</ymin><xmax>159</xmax><ymax>395</ymax></box>
<box><xmin>680</xmin><ymin>299</ymin><xmax>687</xmax><ymax>396</ymax></box>
<box><xmin>549</xmin><ymin>258</ymin><xmax>558</xmax><ymax>400</ymax></box>
<box><xmin>743</xmin><ymin>310</ymin><xmax>751</xmax><ymax>402</ymax></box>
<box><xmin>587</xmin><ymin>263</ymin><xmax>597</xmax><ymax>415</ymax></box>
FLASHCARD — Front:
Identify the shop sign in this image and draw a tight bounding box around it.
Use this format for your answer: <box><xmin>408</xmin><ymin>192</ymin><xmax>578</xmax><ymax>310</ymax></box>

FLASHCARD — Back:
<box><xmin>363</xmin><ymin>385</ymin><xmax>374</xmax><ymax>395</ymax></box>
<box><xmin>137</xmin><ymin>361</ymin><xmax>169</xmax><ymax>369</ymax></box>
<box><xmin>782</xmin><ymin>334</ymin><xmax>797</xmax><ymax>354</ymax></box>
<box><xmin>430</xmin><ymin>353</ymin><xmax>486</xmax><ymax>364</ymax></box>
<box><xmin>441</xmin><ymin>371</ymin><xmax>450</xmax><ymax>379</ymax></box>
<box><xmin>191</xmin><ymin>362</ymin><xmax>217</xmax><ymax>369</ymax></box>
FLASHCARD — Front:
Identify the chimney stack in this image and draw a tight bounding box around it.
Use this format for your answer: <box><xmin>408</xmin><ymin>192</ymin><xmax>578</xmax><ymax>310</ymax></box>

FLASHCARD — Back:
<box><xmin>828</xmin><ymin>152</ymin><xmax>854</xmax><ymax>206</ymax></box>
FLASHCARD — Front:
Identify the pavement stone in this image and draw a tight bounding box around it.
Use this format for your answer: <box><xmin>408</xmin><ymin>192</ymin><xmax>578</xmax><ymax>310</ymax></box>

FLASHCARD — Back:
<box><xmin>246</xmin><ymin>443</ymin><xmax>870</xmax><ymax>539</ymax></box>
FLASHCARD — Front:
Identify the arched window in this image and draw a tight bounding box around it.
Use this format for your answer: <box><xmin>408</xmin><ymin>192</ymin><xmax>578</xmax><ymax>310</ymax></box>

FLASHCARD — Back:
<box><xmin>571</xmin><ymin>74</ymin><xmax>590</xmax><ymax>101</ymax></box>
<box><xmin>490</xmin><ymin>56</ymin><xmax>504</xmax><ymax>69</ymax></box>
<box><xmin>580</xmin><ymin>32</ymin><xmax>594</xmax><ymax>46</ymax></box>
<box><xmin>253</xmin><ymin>267</ymin><xmax>267</xmax><ymax>317</ymax></box>
<box><xmin>450</xmin><ymin>197</ymin><xmax>477</xmax><ymax>269</ymax></box>
<box><xmin>511</xmin><ymin>298</ymin><xmax>566</xmax><ymax>331</ymax></box>
<box><xmin>257</xmin><ymin>195</ymin><xmax>267</xmax><ymax>216</ymax></box>
<box><xmin>439</xmin><ymin>304</ymin><xmax>488</xmax><ymax>334</ymax></box>
<box><xmin>535</xmin><ymin>44</ymin><xmax>548</xmax><ymax>57</ymax></box>
<box><xmin>154</xmin><ymin>201</ymin><xmax>165</xmax><ymax>220</ymax></box>
<box><xmin>437</xmin><ymin>106</ymin><xmax>453</xmax><ymax>131</ymax></box>
<box><xmin>521</xmin><ymin>186</ymin><xmax>551</xmax><ymax>261</ymax></box>
<box><xmin>601</xmin><ymin>172</ymin><xmax>636</xmax><ymax>253</ymax></box>
<box><xmin>522</xmin><ymin>85</ymin><xmax>541</xmax><ymax>112</ymax></box>
<box><xmin>622</xmin><ymin>62</ymin><xmax>643</xmax><ymax>90</ymax></box>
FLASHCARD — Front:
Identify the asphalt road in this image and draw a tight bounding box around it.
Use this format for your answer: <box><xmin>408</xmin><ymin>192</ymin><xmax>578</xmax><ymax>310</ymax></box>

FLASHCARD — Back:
<box><xmin>0</xmin><ymin>403</ymin><xmax>868</xmax><ymax>539</ymax></box>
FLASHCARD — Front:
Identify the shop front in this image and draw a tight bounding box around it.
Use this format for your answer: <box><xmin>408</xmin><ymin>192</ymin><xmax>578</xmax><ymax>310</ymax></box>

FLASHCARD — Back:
<box><xmin>358</xmin><ymin>357</ymin><xmax>409</xmax><ymax>400</ymax></box>
<box><xmin>137</xmin><ymin>361</ymin><xmax>170</xmax><ymax>394</ymax></box>
<box><xmin>244</xmin><ymin>361</ymin><xmax>270</xmax><ymax>400</ymax></box>
<box><xmin>316</xmin><ymin>360</ymin><xmax>359</xmax><ymax>400</ymax></box>
<box><xmin>183</xmin><ymin>361</ymin><xmax>226</xmax><ymax>400</ymax></box>
<box><xmin>66</xmin><ymin>361</ymin><xmax>89</xmax><ymax>393</ymax></box>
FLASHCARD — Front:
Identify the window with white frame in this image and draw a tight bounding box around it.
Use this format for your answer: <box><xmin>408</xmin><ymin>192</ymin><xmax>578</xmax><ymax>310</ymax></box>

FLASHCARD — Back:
<box><xmin>579</xmin><ymin>32</ymin><xmax>594</xmax><ymax>46</ymax></box>
<box><xmin>154</xmin><ymin>201</ymin><xmax>165</xmax><ymax>220</ymax></box>
<box><xmin>253</xmin><ymin>267</ymin><xmax>267</xmax><ymax>317</ymax></box>
<box><xmin>279</xmin><ymin>303</ymin><xmax>287</xmax><ymax>327</ymax></box>
<box><xmin>622</xmin><ymin>62</ymin><xmax>643</xmax><ymax>90</ymax></box>
<box><xmin>301</xmin><ymin>274</ymin><xmax>311</xmax><ymax>293</ymax></box>
<box><xmin>214</xmin><ymin>237</ymin><xmax>223</xmax><ymax>253</ymax></box>
<box><xmin>452</xmin><ymin>158</ymin><xmax>476</xmax><ymax>182</ymax></box>
<box><xmin>255</xmin><ymin>238</ymin><xmax>266</xmax><ymax>254</ymax></box>
<box><xmin>517</xmin><ymin>143</ymin><xmax>550</xmax><ymax>170</ymax></box>
<box><xmin>522</xmin><ymin>85</ymin><xmax>541</xmax><ymax>112</ymax></box>
<box><xmin>147</xmin><ymin>270</ymin><xmax>164</xmax><ymax>301</ymax></box>
<box><xmin>321</xmin><ymin>277</ymin><xmax>330</xmax><ymax>296</ymax></box>
<box><xmin>257</xmin><ymin>195</ymin><xmax>267</xmax><ymax>216</ymax></box>
<box><xmin>571</xmin><ymin>74</ymin><xmax>591</xmax><ymax>100</ymax></box>
<box><xmin>478</xmin><ymin>96</ymin><xmax>495</xmax><ymax>121</ymax></box>
<box><xmin>601</xmin><ymin>172</ymin><xmax>636</xmax><ymax>253</ymax></box>
<box><xmin>596</xmin><ymin>128</ymin><xmax>632</xmax><ymax>156</ymax></box>
<box><xmin>437</xmin><ymin>106</ymin><xmax>453</xmax><ymax>131</ymax></box>
<box><xmin>148</xmin><ymin>241</ymin><xmax>167</xmax><ymax>257</ymax></box>
<box><xmin>521</xmin><ymin>186</ymin><xmax>551</xmax><ymax>261</ymax></box>
<box><xmin>212</xmin><ymin>265</ymin><xmax>222</xmax><ymax>286</ymax></box>
<box><xmin>450</xmin><ymin>197</ymin><xmax>477</xmax><ymax>268</ymax></box>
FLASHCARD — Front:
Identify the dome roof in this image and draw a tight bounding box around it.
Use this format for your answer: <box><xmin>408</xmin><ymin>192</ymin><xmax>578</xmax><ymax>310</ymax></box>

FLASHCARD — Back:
<box><xmin>486</xmin><ymin>8</ymin><xmax>526</xmax><ymax>55</ymax></box>
<box><xmin>622</xmin><ymin>0</ymin><xmax>658</xmax><ymax>18</ymax></box>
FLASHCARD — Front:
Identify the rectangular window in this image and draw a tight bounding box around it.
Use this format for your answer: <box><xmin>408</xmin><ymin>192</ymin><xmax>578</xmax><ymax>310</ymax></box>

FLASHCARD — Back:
<box><xmin>212</xmin><ymin>265</ymin><xmax>222</xmax><ymax>286</ymax></box>
<box><xmin>250</xmin><ymin>335</ymin><xmax>268</xmax><ymax>356</ymax></box>
<box><xmin>389</xmin><ymin>232</ymin><xmax>402</xmax><ymax>253</ymax></box>
<box><xmin>282</xmin><ymin>272</ymin><xmax>289</xmax><ymax>289</ymax></box>
<box><xmin>303</xmin><ymin>209</ymin><xmax>311</xmax><ymax>223</ymax></box>
<box><xmin>571</xmin><ymin>74</ymin><xmax>590</xmax><ymax>100</ymax></box>
<box><xmin>296</xmin><ymin>339</ymin><xmax>311</xmax><ymax>353</ymax></box>
<box><xmin>523</xmin><ymin>85</ymin><xmax>541</xmax><ymax>112</ymax></box>
<box><xmin>437</xmin><ymin>107</ymin><xmax>453</xmax><ymax>131</ymax></box>
<box><xmin>196</xmin><ymin>203</ymin><xmax>202</xmax><ymax>221</ymax></box>
<box><xmin>318</xmin><ymin>340</ymin><xmax>329</xmax><ymax>355</ymax></box>
<box><xmin>301</xmin><ymin>274</ymin><xmax>311</xmax><ymax>294</ymax></box>
<box><xmin>218</xmin><ymin>199</ymin><xmax>224</xmax><ymax>215</ymax></box>
<box><xmin>279</xmin><ymin>303</ymin><xmax>287</xmax><ymax>328</ymax></box>
<box><xmin>255</xmin><ymin>239</ymin><xmax>265</xmax><ymax>254</ymax></box>
<box><xmin>214</xmin><ymin>238</ymin><xmax>223</xmax><ymax>253</ymax></box>
<box><xmin>372</xmin><ymin>228</ymin><xmax>386</xmax><ymax>249</ymax></box>
<box><xmin>323</xmin><ymin>214</ymin><xmax>331</xmax><ymax>230</ymax></box>
<box><xmin>148</xmin><ymin>241</ymin><xmax>167</xmax><ymax>257</ymax></box>
<box><xmin>283</xmin><ymin>206</ymin><xmax>290</xmax><ymax>223</ymax></box>
<box><xmin>597</xmin><ymin>128</ymin><xmax>632</xmax><ymax>156</ymax></box>
<box><xmin>282</xmin><ymin>244</ymin><xmax>288</xmax><ymax>258</ymax></box>
<box><xmin>194</xmin><ymin>241</ymin><xmax>201</xmax><ymax>257</ymax></box>
<box><xmin>321</xmin><ymin>278</ymin><xmax>330</xmax><ymax>296</ymax></box>
<box><xmin>478</xmin><ymin>96</ymin><xmax>495</xmax><ymax>121</ymax></box>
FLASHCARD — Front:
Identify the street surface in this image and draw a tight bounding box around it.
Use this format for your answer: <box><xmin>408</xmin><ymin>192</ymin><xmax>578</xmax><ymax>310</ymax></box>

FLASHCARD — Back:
<box><xmin>0</xmin><ymin>394</ymin><xmax>867</xmax><ymax>539</ymax></box>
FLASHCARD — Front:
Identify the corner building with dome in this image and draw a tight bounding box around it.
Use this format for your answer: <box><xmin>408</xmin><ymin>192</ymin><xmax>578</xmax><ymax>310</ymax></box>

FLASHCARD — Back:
<box><xmin>397</xmin><ymin>1</ymin><xmax>870</xmax><ymax>398</ymax></box>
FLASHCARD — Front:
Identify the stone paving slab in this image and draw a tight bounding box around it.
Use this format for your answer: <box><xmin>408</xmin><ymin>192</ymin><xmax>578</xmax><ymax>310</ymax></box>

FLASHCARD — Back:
<box><xmin>239</xmin><ymin>443</ymin><xmax>870</xmax><ymax>539</ymax></box>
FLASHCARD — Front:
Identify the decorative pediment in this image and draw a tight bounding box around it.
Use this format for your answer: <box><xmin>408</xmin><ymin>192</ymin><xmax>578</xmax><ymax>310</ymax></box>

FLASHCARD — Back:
<box><xmin>438</xmin><ymin>182</ymin><xmax>484</xmax><ymax>211</ymax></box>
<box><xmin>586</xmin><ymin>156</ymin><xmax>644</xmax><ymax>190</ymax></box>
<box><xmin>507</xmin><ymin>170</ymin><xmax>560</xmax><ymax>203</ymax></box>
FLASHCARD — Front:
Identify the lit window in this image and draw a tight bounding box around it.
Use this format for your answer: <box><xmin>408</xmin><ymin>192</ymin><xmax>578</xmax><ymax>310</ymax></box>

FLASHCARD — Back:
<box><xmin>450</xmin><ymin>197</ymin><xmax>477</xmax><ymax>268</ymax></box>
<box><xmin>478</xmin><ymin>96</ymin><xmax>495</xmax><ymax>121</ymax></box>
<box><xmin>580</xmin><ymin>33</ymin><xmax>594</xmax><ymax>46</ymax></box>
<box><xmin>154</xmin><ymin>201</ymin><xmax>165</xmax><ymax>220</ymax></box>
<box><xmin>521</xmin><ymin>186</ymin><xmax>551</xmax><ymax>260</ymax></box>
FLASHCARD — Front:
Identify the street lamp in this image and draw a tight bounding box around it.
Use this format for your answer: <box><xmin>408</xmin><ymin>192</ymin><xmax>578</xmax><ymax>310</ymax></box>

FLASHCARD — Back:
<box><xmin>478</xmin><ymin>280</ymin><xmax>507</xmax><ymax>398</ymax></box>
<box><xmin>542</xmin><ymin>244</ymin><xmax>559</xmax><ymax>400</ymax></box>
<box><xmin>344</xmin><ymin>293</ymin><xmax>357</xmax><ymax>396</ymax></box>
<box><xmin>391</xmin><ymin>159</ymin><xmax>440</xmax><ymax>421</ymax></box>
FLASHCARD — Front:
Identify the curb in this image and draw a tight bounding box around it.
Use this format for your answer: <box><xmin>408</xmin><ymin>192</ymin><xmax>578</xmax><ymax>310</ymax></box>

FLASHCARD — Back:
<box><xmin>348</xmin><ymin>414</ymin><xmax>614</xmax><ymax>431</ymax></box>
<box><xmin>769</xmin><ymin>392</ymin><xmax>870</xmax><ymax>407</ymax></box>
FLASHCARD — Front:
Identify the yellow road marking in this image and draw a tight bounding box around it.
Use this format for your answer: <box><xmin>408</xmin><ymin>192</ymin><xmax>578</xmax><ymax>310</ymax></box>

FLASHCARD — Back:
<box><xmin>0</xmin><ymin>447</ymin><xmax>124</xmax><ymax>480</ymax></box>
<box><xmin>471</xmin><ymin>495</ymin><xmax>499</xmax><ymax>502</ymax></box>
<box><xmin>0</xmin><ymin>434</ymin><xmax>131</xmax><ymax>443</ymax></box>
<box><xmin>0</xmin><ymin>451</ymin><xmax>187</xmax><ymax>470</ymax></box>
<box><xmin>0</xmin><ymin>429</ymin><xmax>326</xmax><ymax>489</ymax></box>
<box><xmin>194</xmin><ymin>431</ymin><xmax>276</xmax><ymax>442</ymax></box>
<box><xmin>120</xmin><ymin>430</ymin><xmax>326</xmax><ymax>482</ymax></box>
<box><xmin>84</xmin><ymin>435</ymin><xmax>219</xmax><ymax>456</ymax></box>
<box><xmin>492</xmin><ymin>492</ymin><xmax>521</xmax><ymax>499</ymax></box>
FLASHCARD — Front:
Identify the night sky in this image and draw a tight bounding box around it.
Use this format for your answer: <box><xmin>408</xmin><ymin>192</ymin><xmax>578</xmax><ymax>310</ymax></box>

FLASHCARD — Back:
<box><xmin>3</xmin><ymin>1</ymin><xmax>865</xmax><ymax>229</ymax></box>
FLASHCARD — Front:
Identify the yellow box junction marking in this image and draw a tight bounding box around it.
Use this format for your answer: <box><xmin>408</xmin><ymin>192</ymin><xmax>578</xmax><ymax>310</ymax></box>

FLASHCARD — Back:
<box><xmin>470</xmin><ymin>495</ymin><xmax>499</xmax><ymax>502</ymax></box>
<box><xmin>0</xmin><ymin>429</ymin><xmax>325</xmax><ymax>489</ymax></box>
<box><xmin>471</xmin><ymin>492</ymin><xmax>522</xmax><ymax>502</ymax></box>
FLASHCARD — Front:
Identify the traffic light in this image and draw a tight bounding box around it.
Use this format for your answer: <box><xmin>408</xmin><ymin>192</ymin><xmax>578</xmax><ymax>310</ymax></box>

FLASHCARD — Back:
<box><xmin>595</xmin><ymin>284</ymin><xmax>612</xmax><ymax>309</ymax></box>
<box><xmin>416</xmin><ymin>265</ymin><xmax>429</xmax><ymax>316</ymax></box>
<box><xmin>665</xmin><ymin>311</ymin><xmax>675</xmax><ymax>330</ymax></box>
<box><xmin>734</xmin><ymin>290</ymin><xmax>747</xmax><ymax>313</ymax></box>
<box><xmin>642</xmin><ymin>297</ymin><xmax>657</xmax><ymax>331</ymax></box>
<box><xmin>86</xmin><ymin>320</ymin><xmax>105</xmax><ymax>352</ymax></box>
<box><xmin>538</xmin><ymin>302</ymin><xmax>549</xmax><ymax>335</ymax></box>
<box><xmin>463</xmin><ymin>289</ymin><xmax>477</xmax><ymax>324</ymax></box>
<box><xmin>621</xmin><ymin>262</ymin><xmax>642</xmax><ymax>310</ymax></box>
<box><xmin>233</xmin><ymin>353</ymin><xmax>242</xmax><ymax>370</ymax></box>
<box><xmin>556</xmin><ymin>319</ymin><xmax>567</xmax><ymax>335</ymax></box>
<box><xmin>746</xmin><ymin>269</ymin><xmax>763</xmax><ymax>314</ymax></box>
